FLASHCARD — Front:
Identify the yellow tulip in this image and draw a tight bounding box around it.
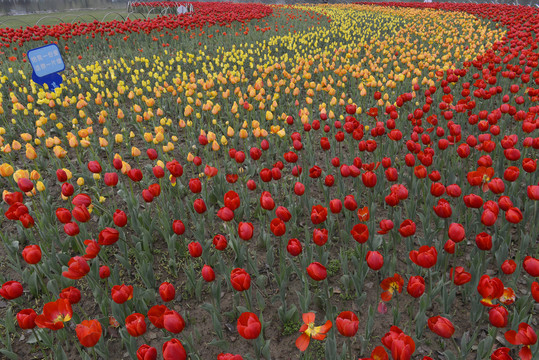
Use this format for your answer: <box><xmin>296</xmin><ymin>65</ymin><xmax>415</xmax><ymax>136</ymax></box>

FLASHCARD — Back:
<box><xmin>0</xmin><ymin>163</ymin><xmax>14</xmax><ymax>177</ymax></box>
<box><xmin>13</xmin><ymin>169</ymin><xmax>29</xmax><ymax>183</ymax></box>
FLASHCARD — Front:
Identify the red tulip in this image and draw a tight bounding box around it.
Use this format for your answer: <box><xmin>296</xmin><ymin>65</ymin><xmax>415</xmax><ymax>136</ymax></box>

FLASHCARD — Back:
<box><xmin>246</xmin><ymin>179</ymin><xmax>257</xmax><ymax>191</ymax></box>
<box><xmin>522</xmin><ymin>158</ymin><xmax>537</xmax><ymax>173</ymax></box>
<box><xmin>217</xmin><ymin>207</ymin><xmax>235</xmax><ymax>222</ymax></box>
<box><xmin>202</xmin><ymin>265</ymin><xmax>215</xmax><ymax>282</ymax></box>
<box><xmin>311</xmin><ymin>204</ymin><xmax>328</xmax><ymax>224</ymax></box>
<box><xmin>366</xmin><ymin>251</ymin><xmax>384</xmax><ymax>271</ymax></box>
<box><xmin>481</xmin><ymin>209</ymin><xmax>498</xmax><ymax>226</ymax></box>
<box><xmin>217</xmin><ymin>353</ymin><xmax>243</xmax><ymax>360</ymax></box>
<box><xmin>307</xmin><ymin>262</ymin><xmax>327</xmax><ymax>281</ymax></box>
<box><xmin>501</xmin><ymin>260</ymin><xmax>517</xmax><ymax>275</ymax></box>
<box><xmin>414</xmin><ymin>165</ymin><xmax>427</xmax><ymax>179</ymax></box>
<box><xmin>193</xmin><ymin>198</ymin><xmax>207</xmax><ymax>214</ymax></box>
<box><xmin>224</xmin><ymin>191</ymin><xmax>240</xmax><ymax>210</ymax></box>
<box><xmin>477</xmin><ymin>275</ymin><xmax>504</xmax><ymax>307</ymax></box>
<box><xmin>98</xmin><ymin>227</ymin><xmax>119</xmax><ymax>246</ymax></box>
<box><xmin>61</xmin><ymin>182</ymin><xmax>74</xmax><ymax>197</ymax></box>
<box><xmin>62</xmin><ymin>256</ymin><xmax>90</xmax><ymax>280</ymax></box>
<box><xmin>231</xmin><ymin>268</ymin><xmax>250</xmax><ymax>291</ymax></box>
<box><xmin>505</xmin><ymin>207</ymin><xmax>523</xmax><ymax>224</ymax></box>
<box><xmin>463</xmin><ymin>193</ymin><xmax>483</xmax><ymax>208</ymax></box>
<box><xmin>56</xmin><ymin>169</ymin><xmax>68</xmax><ymax>182</ymax></box>
<box><xmin>72</xmin><ymin>205</ymin><xmax>91</xmax><ymax>223</ymax></box>
<box><xmin>381</xmin><ymin>326</ymin><xmax>415</xmax><ymax>360</ymax></box>
<box><xmin>213</xmin><ymin>234</ymin><xmax>227</xmax><ymax>251</ymax></box>
<box><xmin>63</xmin><ymin>222</ymin><xmax>80</xmax><ymax>236</ymax></box>
<box><xmin>16</xmin><ymin>309</ymin><xmax>37</xmax><ymax>329</ymax></box>
<box><xmin>72</xmin><ymin>194</ymin><xmax>91</xmax><ymax>207</ymax></box>
<box><xmin>287</xmin><ymin>238</ymin><xmax>302</xmax><ymax>256</ymax></box>
<box><xmin>18</xmin><ymin>178</ymin><xmax>34</xmax><ymax>192</ymax></box>
<box><xmin>76</xmin><ymin>319</ymin><xmax>102</xmax><ymax>347</ymax></box>
<box><xmin>398</xmin><ymin>220</ymin><xmax>416</xmax><ymax>237</ymax></box>
<box><xmin>113</xmin><ymin>209</ymin><xmax>127</xmax><ymax>227</ymax></box>
<box><xmin>35</xmin><ymin>299</ymin><xmax>73</xmax><ymax>330</ymax></box>
<box><xmin>59</xmin><ymin>286</ymin><xmax>81</xmax><ymax>305</ymax></box>
<box><xmin>270</xmin><ymin>218</ymin><xmax>286</xmax><ymax>237</ymax></box>
<box><xmin>487</xmin><ymin>178</ymin><xmax>505</xmax><ymax>194</ymax></box>
<box><xmin>428</xmin><ymin>316</ymin><xmax>455</xmax><ymax>338</ymax></box>
<box><xmin>532</xmin><ymin>282</ymin><xmax>539</xmax><ymax>303</ymax></box>
<box><xmin>523</xmin><ymin>256</ymin><xmax>539</xmax><ymax>277</ymax></box>
<box><xmin>357</xmin><ymin>206</ymin><xmax>370</xmax><ymax>222</ymax></box>
<box><xmin>328</xmin><ymin>199</ymin><xmax>341</xmax><ymax>214</ymax></box>
<box><xmin>504</xmin><ymin>323</ymin><xmax>537</xmax><ymax>360</ymax></box>
<box><xmin>498</xmin><ymin>196</ymin><xmax>514</xmax><ymax>211</ymax></box>
<box><xmin>104</xmin><ymin>172</ymin><xmax>118</xmax><ymax>186</ymax></box>
<box><xmin>410</xmin><ymin>246</ymin><xmax>437</xmax><ymax>268</ymax></box>
<box><xmin>475</xmin><ymin>232</ymin><xmax>493</xmax><ymax>251</ymax></box>
<box><xmin>111</xmin><ymin>284</ymin><xmax>133</xmax><ymax>304</ymax></box>
<box><xmin>343</xmin><ymin>195</ymin><xmax>358</xmax><ymax>211</ymax></box>
<box><xmin>378</xmin><ymin>219</ymin><xmax>394</xmax><ymax>234</ymax></box>
<box><xmin>407</xmin><ymin>276</ymin><xmax>425</xmax><ymax>298</ymax></box>
<box><xmin>312</xmin><ymin>228</ymin><xmax>328</xmax><ymax>246</ymax></box>
<box><xmin>294</xmin><ymin>182</ymin><xmax>305</xmax><ymax>196</ymax></box>
<box><xmin>22</xmin><ymin>244</ymin><xmax>42</xmax><ymax>264</ymax></box>
<box><xmin>260</xmin><ymin>191</ymin><xmax>275</xmax><ymax>210</ymax></box>
<box><xmin>148</xmin><ymin>305</ymin><xmax>167</xmax><ymax>329</ymax></box>
<box><xmin>163</xmin><ymin>310</ymin><xmax>185</xmax><ymax>334</ymax></box>
<box><xmin>527</xmin><ymin>185</ymin><xmax>539</xmax><ymax>200</ymax></box>
<box><xmin>87</xmin><ymin>161</ymin><xmax>102</xmax><ymax>174</ymax></box>
<box><xmin>450</xmin><ymin>267</ymin><xmax>472</xmax><ymax>286</ymax></box>
<box><xmin>234</xmin><ymin>222</ymin><xmax>253</xmax><ymax>241</ymax></box>
<box><xmin>137</xmin><ymin>344</ymin><xmax>158</xmax><ymax>360</ymax></box>
<box><xmin>433</xmin><ymin>198</ymin><xmax>452</xmax><ymax>218</ymax></box>
<box><xmin>336</xmin><ymin>311</ymin><xmax>359</xmax><ymax>337</ymax></box>
<box><xmin>188</xmin><ymin>242</ymin><xmax>202</xmax><ymax>257</ymax></box>
<box><xmin>351</xmin><ymin>223</ymin><xmax>369</xmax><ymax>243</ymax></box>
<box><xmin>172</xmin><ymin>220</ymin><xmax>185</xmax><ymax>235</ymax></box>
<box><xmin>489</xmin><ymin>306</ymin><xmax>508</xmax><ymax>328</ymax></box>
<box><xmin>166</xmin><ymin>160</ymin><xmax>183</xmax><ymax>177</ymax></box>
<box><xmin>446</xmin><ymin>184</ymin><xmax>462</xmax><ymax>197</ymax></box>
<box><xmin>125</xmin><ymin>313</ymin><xmax>146</xmax><ymax>337</ymax></box>
<box><xmin>490</xmin><ymin>347</ymin><xmax>512</xmax><ymax>360</ymax></box>
<box><xmin>189</xmin><ymin>178</ymin><xmax>202</xmax><ymax>193</ymax></box>
<box><xmin>55</xmin><ymin>208</ymin><xmax>71</xmax><ymax>224</ymax></box>
<box><xmin>380</xmin><ymin>274</ymin><xmax>404</xmax><ymax>302</ymax></box>
<box><xmin>153</xmin><ymin>166</ymin><xmax>165</xmax><ymax>178</ymax></box>
<box><xmin>99</xmin><ymin>266</ymin><xmax>110</xmax><ymax>279</ymax></box>
<box><xmin>162</xmin><ymin>338</ymin><xmax>187</xmax><ymax>360</ymax></box>
<box><xmin>430</xmin><ymin>182</ymin><xmax>445</xmax><ymax>197</ymax></box>
<box><xmin>159</xmin><ymin>282</ymin><xmax>175</xmax><ymax>302</ymax></box>
<box><xmin>275</xmin><ymin>206</ymin><xmax>292</xmax><ymax>222</ymax></box>
<box><xmin>237</xmin><ymin>312</ymin><xmax>261</xmax><ymax>339</ymax></box>
<box><xmin>127</xmin><ymin>168</ymin><xmax>143</xmax><ymax>182</ymax></box>
<box><xmin>0</xmin><ymin>281</ymin><xmax>23</xmax><ymax>300</ymax></box>
<box><xmin>362</xmin><ymin>171</ymin><xmax>377</xmax><ymax>187</ymax></box>
<box><xmin>444</xmin><ymin>239</ymin><xmax>455</xmax><ymax>254</ymax></box>
<box><xmin>447</xmin><ymin>223</ymin><xmax>465</xmax><ymax>243</ymax></box>
<box><xmin>385</xmin><ymin>167</ymin><xmax>398</xmax><ymax>182</ymax></box>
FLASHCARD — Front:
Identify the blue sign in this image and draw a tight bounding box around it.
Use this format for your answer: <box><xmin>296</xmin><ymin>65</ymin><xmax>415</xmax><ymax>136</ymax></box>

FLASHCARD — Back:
<box><xmin>27</xmin><ymin>44</ymin><xmax>65</xmax><ymax>90</ymax></box>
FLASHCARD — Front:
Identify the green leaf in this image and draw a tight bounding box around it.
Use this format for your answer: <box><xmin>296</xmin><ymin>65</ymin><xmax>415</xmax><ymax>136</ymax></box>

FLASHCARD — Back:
<box><xmin>54</xmin><ymin>344</ymin><xmax>68</xmax><ymax>360</ymax></box>
<box><xmin>0</xmin><ymin>349</ymin><xmax>18</xmax><ymax>360</ymax></box>
<box><xmin>208</xmin><ymin>339</ymin><xmax>229</xmax><ymax>351</ymax></box>
<box><xmin>443</xmin><ymin>350</ymin><xmax>457</xmax><ymax>360</ymax></box>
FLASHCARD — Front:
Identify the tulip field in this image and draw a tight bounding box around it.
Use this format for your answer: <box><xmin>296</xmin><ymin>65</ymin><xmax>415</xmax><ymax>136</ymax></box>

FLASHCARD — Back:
<box><xmin>0</xmin><ymin>1</ymin><xmax>538</xmax><ymax>359</ymax></box>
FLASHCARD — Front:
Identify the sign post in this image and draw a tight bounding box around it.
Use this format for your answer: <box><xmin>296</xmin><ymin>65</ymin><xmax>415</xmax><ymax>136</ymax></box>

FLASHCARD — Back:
<box><xmin>27</xmin><ymin>44</ymin><xmax>65</xmax><ymax>90</ymax></box>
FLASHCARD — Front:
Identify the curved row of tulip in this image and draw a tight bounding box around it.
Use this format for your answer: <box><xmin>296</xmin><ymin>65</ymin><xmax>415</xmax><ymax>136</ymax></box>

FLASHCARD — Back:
<box><xmin>0</xmin><ymin>2</ymin><xmax>538</xmax><ymax>360</ymax></box>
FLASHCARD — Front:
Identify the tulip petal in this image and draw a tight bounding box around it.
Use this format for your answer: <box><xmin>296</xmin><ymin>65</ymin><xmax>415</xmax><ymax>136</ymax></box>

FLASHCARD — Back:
<box><xmin>295</xmin><ymin>333</ymin><xmax>310</xmax><ymax>352</ymax></box>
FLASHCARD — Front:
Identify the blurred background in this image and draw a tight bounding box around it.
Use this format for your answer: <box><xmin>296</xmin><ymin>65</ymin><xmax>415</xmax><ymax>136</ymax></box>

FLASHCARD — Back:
<box><xmin>0</xmin><ymin>0</ymin><xmax>536</xmax><ymax>19</ymax></box>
